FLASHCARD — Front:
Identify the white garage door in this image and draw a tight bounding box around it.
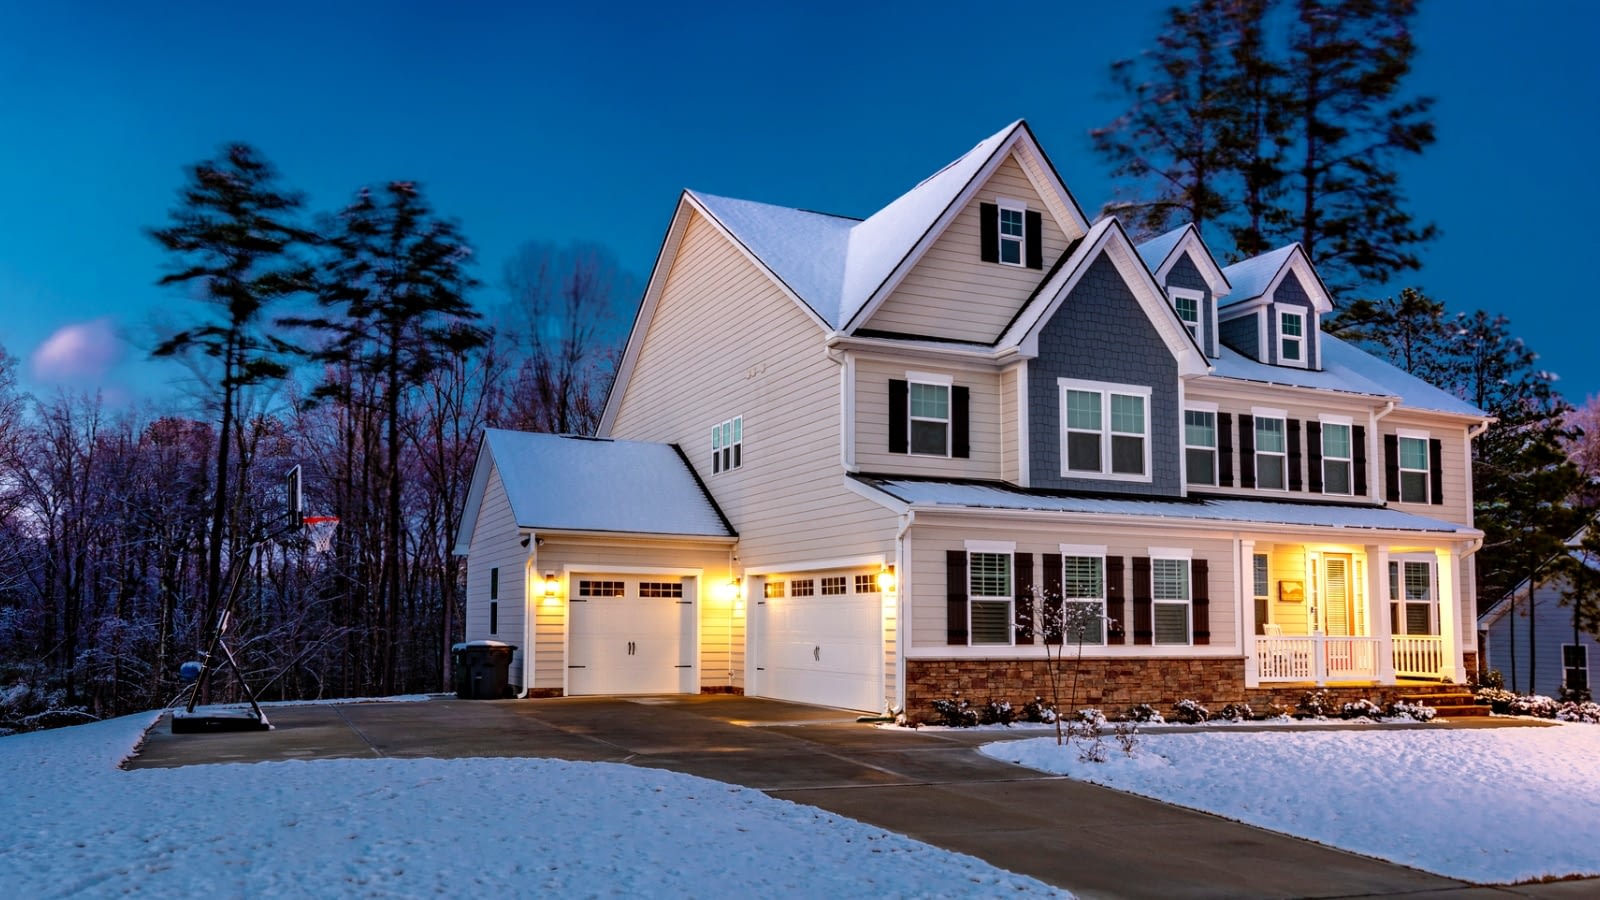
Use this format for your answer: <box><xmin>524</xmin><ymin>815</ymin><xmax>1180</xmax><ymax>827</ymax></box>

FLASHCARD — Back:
<box><xmin>568</xmin><ymin>576</ymin><xmax>696</xmax><ymax>696</ymax></box>
<box><xmin>754</xmin><ymin>573</ymin><xmax>882</xmax><ymax>712</ymax></box>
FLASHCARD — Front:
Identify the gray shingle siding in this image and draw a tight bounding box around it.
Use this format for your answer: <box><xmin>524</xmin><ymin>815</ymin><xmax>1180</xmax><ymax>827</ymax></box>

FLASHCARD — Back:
<box><xmin>1164</xmin><ymin>252</ymin><xmax>1216</xmax><ymax>358</ymax></box>
<box><xmin>1220</xmin><ymin>312</ymin><xmax>1260</xmax><ymax>360</ymax></box>
<box><xmin>1269</xmin><ymin>270</ymin><xmax>1318</xmax><ymax>369</ymax></box>
<box><xmin>1027</xmin><ymin>253</ymin><xmax>1182</xmax><ymax>496</ymax></box>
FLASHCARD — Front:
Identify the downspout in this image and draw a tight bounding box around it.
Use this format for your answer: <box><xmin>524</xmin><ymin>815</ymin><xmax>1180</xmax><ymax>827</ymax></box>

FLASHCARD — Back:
<box><xmin>1371</xmin><ymin>400</ymin><xmax>1397</xmax><ymax>504</ymax></box>
<box><xmin>894</xmin><ymin>509</ymin><xmax>916</xmax><ymax>715</ymax></box>
<box><xmin>520</xmin><ymin>531</ymin><xmax>536</xmax><ymax>699</ymax></box>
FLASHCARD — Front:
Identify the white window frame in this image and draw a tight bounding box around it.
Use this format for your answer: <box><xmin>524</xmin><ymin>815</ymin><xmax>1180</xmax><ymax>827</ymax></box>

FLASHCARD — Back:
<box><xmin>1563</xmin><ymin>643</ymin><xmax>1590</xmax><ymax>694</ymax></box>
<box><xmin>1277</xmin><ymin>306</ymin><xmax>1308</xmax><ymax>369</ymax></box>
<box><xmin>966</xmin><ymin>543</ymin><xmax>1015</xmax><ymax>647</ymax></box>
<box><xmin>1396</xmin><ymin>428</ymin><xmax>1431</xmax><ymax>504</ymax></box>
<box><xmin>1149</xmin><ymin>548</ymin><xmax>1193</xmax><ymax>647</ymax></box>
<box><xmin>1388</xmin><ymin>554</ymin><xmax>1436</xmax><ymax>636</ymax></box>
<box><xmin>1253</xmin><ymin>407</ymin><xmax>1288</xmax><ymax>492</ymax></box>
<box><xmin>996</xmin><ymin>197</ymin><xmax>1026</xmax><ymax>267</ymax></box>
<box><xmin>1170</xmin><ymin>287</ymin><xmax>1205</xmax><ymax>348</ymax></box>
<box><xmin>906</xmin><ymin>370</ymin><xmax>952</xmax><ymax>458</ymax></box>
<box><xmin>1058</xmin><ymin>377</ymin><xmax>1153</xmax><ymax>482</ymax></box>
<box><xmin>1184</xmin><ymin>403</ymin><xmax>1218</xmax><ymax>487</ymax></box>
<box><xmin>711</xmin><ymin>415</ymin><xmax>742</xmax><ymax>474</ymax></box>
<box><xmin>1060</xmin><ymin>544</ymin><xmax>1108</xmax><ymax>646</ymax></box>
<box><xmin>1252</xmin><ymin>552</ymin><xmax>1271</xmax><ymax>630</ymax></box>
<box><xmin>1319</xmin><ymin>414</ymin><xmax>1354</xmax><ymax>496</ymax></box>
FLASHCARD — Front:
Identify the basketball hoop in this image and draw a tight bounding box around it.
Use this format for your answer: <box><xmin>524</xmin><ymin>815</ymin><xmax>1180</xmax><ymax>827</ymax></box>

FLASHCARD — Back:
<box><xmin>303</xmin><ymin>516</ymin><xmax>339</xmax><ymax>554</ymax></box>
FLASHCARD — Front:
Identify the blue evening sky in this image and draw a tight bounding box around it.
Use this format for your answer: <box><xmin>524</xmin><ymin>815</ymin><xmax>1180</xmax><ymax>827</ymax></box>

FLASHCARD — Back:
<box><xmin>1</xmin><ymin>1</ymin><xmax>1595</xmax><ymax>408</ymax></box>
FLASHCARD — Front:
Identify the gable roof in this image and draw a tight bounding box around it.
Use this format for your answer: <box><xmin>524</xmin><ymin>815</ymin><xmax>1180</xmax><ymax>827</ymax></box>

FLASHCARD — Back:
<box><xmin>689</xmin><ymin>192</ymin><xmax>856</xmax><ymax>326</ymax></box>
<box><xmin>1219</xmin><ymin>244</ymin><xmax>1333</xmax><ymax>315</ymax></box>
<box><xmin>453</xmin><ymin>430</ymin><xmax>735</xmax><ymax>554</ymax></box>
<box><xmin>1136</xmin><ymin>224</ymin><xmax>1231</xmax><ymax>297</ymax></box>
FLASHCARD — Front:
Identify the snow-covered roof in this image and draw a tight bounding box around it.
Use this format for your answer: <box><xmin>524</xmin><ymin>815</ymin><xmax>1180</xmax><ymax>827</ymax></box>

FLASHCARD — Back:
<box><xmin>1219</xmin><ymin>244</ymin><xmax>1298</xmax><ymax>306</ymax></box>
<box><xmin>854</xmin><ymin>476</ymin><xmax>1478</xmax><ymax>535</ymax></box>
<box><xmin>1135</xmin><ymin>225</ymin><xmax>1190</xmax><ymax>273</ymax></box>
<box><xmin>457</xmin><ymin>430</ymin><xmax>734</xmax><ymax>551</ymax></box>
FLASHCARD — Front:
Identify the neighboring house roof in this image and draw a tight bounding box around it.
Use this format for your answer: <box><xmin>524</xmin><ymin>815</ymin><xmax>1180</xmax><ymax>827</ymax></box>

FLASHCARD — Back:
<box><xmin>453</xmin><ymin>430</ymin><xmax>735</xmax><ymax>554</ymax></box>
<box><xmin>852</xmin><ymin>475</ymin><xmax>1480</xmax><ymax>535</ymax></box>
<box><xmin>1480</xmin><ymin>527</ymin><xmax>1598</xmax><ymax>626</ymax></box>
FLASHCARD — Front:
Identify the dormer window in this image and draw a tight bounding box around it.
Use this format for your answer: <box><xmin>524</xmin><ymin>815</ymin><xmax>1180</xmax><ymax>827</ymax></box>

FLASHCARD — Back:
<box><xmin>1278</xmin><ymin>309</ymin><xmax>1306</xmax><ymax>367</ymax></box>
<box><xmin>998</xmin><ymin>202</ymin><xmax>1025</xmax><ymax>265</ymax></box>
<box><xmin>1171</xmin><ymin>288</ymin><xmax>1204</xmax><ymax>347</ymax></box>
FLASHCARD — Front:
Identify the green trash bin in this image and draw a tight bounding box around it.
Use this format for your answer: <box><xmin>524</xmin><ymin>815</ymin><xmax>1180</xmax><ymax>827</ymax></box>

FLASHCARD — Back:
<box><xmin>452</xmin><ymin>641</ymin><xmax>517</xmax><ymax>699</ymax></box>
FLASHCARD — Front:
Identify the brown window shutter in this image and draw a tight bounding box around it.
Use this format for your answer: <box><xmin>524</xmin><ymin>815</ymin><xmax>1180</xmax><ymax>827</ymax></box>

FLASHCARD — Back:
<box><xmin>980</xmin><ymin>203</ymin><xmax>999</xmax><ymax>264</ymax></box>
<box><xmin>1238</xmin><ymin>414</ymin><xmax>1256</xmax><ymax>489</ymax></box>
<box><xmin>1192</xmin><ymin>558</ymin><xmax>1210</xmax><ymax>645</ymax></box>
<box><xmin>1384</xmin><ymin>434</ymin><xmax>1400</xmax><ymax>502</ymax></box>
<box><xmin>889</xmin><ymin>379</ymin><xmax>908</xmax><ymax>454</ymax></box>
<box><xmin>1042</xmin><ymin>552</ymin><xmax>1063</xmax><ymax>645</ymax></box>
<box><xmin>1352</xmin><ymin>425</ymin><xmax>1368</xmax><ymax>495</ymax></box>
<box><xmin>1015</xmin><ymin>552</ymin><xmax>1035</xmax><ymax>645</ymax></box>
<box><xmin>952</xmin><ymin>386</ymin><xmax>970</xmax><ymax>458</ymax></box>
<box><xmin>1429</xmin><ymin>438</ymin><xmax>1444</xmax><ymax>505</ymax></box>
<box><xmin>946</xmin><ymin>550</ymin><xmax>968</xmax><ymax>645</ymax></box>
<box><xmin>1025</xmin><ymin>210</ymin><xmax>1043</xmax><ymax>269</ymax></box>
<box><xmin>1217</xmin><ymin>412</ymin><xmax>1234</xmax><ymax>488</ymax></box>
<box><xmin>1106</xmin><ymin>556</ymin><xmax>1126</xmax><ymax>644</ymax></box>
<box><xmin>1307</xmin><ymin>421</ymin><xmax>1324</xmax><ymax>493</ymax></box>
<box><xmin>1132</xmin><ymin>556</ymin><xmax>1153</xmax><ymax>645</ymax></box>
<box><xmin>1287</xmin><ymin>419</ymin><xmax>1303</xmax><ymax>491</ymax></box>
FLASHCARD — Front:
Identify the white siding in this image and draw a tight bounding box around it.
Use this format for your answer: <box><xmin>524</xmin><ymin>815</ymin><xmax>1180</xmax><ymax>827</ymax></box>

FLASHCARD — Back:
<box><xmin>853</xmin><ymin>355</ymin><xmax>1004</xmax><ymax>479</ymax></box>
<box><xmin>861</xmin><ymin>156</ymin><xmax>1072</xmax><ymax>343</ymax></box>
<box><xmin>464</xmin><ymin>461</ymin><xmax>531</xmax><ymax>686</ymax></box>
<box><xmin>1380</xmin><ymin>412</ymin><xmax>1473</xmax><ymax>526</ymax></box>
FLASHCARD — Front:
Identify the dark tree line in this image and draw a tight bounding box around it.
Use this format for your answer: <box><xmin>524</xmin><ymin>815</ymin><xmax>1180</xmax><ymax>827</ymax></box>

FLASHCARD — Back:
<box><xmin>0</xmin><ymin>145</ymin><xmax>633</xmax><ymax>730</ymax></box>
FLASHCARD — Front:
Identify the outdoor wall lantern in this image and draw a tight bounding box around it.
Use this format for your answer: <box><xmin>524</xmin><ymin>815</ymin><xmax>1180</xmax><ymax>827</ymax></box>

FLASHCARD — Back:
<box><xmin>715</xmin><ymin>577</ymin><xmax>742</xmax><ymax>604</ymax></box>
<box><xmin>542</xmin><ymin>572</ymin><xmax>560</xmax><ymax>599</ymax></box>
<box><xmin>877</xmin><ymin>564</ymin><xmax>897</xmax><ymax>593</ymax></box>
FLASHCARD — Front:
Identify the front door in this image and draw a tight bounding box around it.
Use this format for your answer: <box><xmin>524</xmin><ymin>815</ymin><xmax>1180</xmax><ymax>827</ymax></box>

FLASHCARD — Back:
<box><xmin>1320</xmin><ymin>554</ymin><xmax>1354</xmax><ymax>636</ymax></box>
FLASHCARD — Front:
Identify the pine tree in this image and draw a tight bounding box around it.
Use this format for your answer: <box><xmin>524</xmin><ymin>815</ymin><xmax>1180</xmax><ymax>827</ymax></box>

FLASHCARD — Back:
<box><xmin>1324</xmin><ymin>287</ymin><xmax>1452</xmax><ymax>386</ymax></box>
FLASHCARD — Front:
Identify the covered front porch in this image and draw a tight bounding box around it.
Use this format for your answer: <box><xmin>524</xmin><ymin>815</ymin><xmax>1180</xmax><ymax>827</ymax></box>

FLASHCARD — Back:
<box><xmin>1243</xmin><ymin>540</ymin><xmax>1466</xmax><ymax>687</ymax></box>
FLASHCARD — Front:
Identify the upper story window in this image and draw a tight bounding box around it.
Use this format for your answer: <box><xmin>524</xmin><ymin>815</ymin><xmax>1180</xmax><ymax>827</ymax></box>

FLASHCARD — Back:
<box><xmin>1255</xmin><ymin>412</ymin><xmax>1287</xmax><ymax>490</ymax></box>
<box><xmin>889</xmin><ymin>375</ymin><xmax>969</xmax><ymax>459</ymax></box>
<box><xmin>968</xmin><ymin>549</ymin><xmax>1014</xmax><ymax>646</ymax></box>
<box><xmin>1060</xmin><ymin>378</ymin><xmax>1151</xmax><ymax>481</ymax></box>
<box><xmin>909</xmin><ymin>380</ymin><xmax>950</xmax><ymax>456</ymax></box>
<box><xmin>1184</xmin><ymin>407</ymin><xmax>1217</xmax><ymax>487</ymax></box>
<box><xmin>998</xmin><ymin>203</ymin><xmax>1025</xmax><ymax>266</ymax></box>
<box><xmin>1320</xmin><ymin>418</ymin><xmax>1353</xmax><ymax>496</ymax></box>
<box><xmin>711</xmin><ymin>416</ymin><xmax>742</xmax><ymax>474</ymax></box>
<box><xmin>1171</xmin><ymin>288</ymin><xmax>1204</xmax><ymax>347</ymax></box>
<box><xmin>1278</xmin><ymin>308</ymin><xmax>1307</xmax><ymax>368</ymax></box>
<box><xmin>1398</xmin><ymin>434</ymin><xmax>1430</xmax><ymax>503</ymax></box>
<box><xmin>979</xmin><ymin>199</ymin><xmax>1042</xmax><ymax>269</ymax></box>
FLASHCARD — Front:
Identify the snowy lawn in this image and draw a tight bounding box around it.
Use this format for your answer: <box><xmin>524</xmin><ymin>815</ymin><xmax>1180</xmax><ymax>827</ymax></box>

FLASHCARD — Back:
<box><xmin>983</xmin><ymin>723</ymin><xmax>1600</xmax><ymax>885</ymax></box>
<box><xmin>3</xmin><ymin>714</ymin><xmax>1066</xmax><ymax>897</ymax></box>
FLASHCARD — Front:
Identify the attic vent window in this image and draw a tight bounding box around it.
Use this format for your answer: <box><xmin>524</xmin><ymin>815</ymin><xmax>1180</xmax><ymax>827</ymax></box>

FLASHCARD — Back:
<box><xmin>979</xmin><ymin>199</ymin><xmax>1043</xmax><ymax>269</ymax></box>
<box><xmin>1279</xmin><ymin>309</ymin><xmax>1306</xmax><ymax>367</ymax></box>
<box><xmin>999</xmin><ymin>206</ymin><xmax>1024</xmax><ymax>265</ymax></box>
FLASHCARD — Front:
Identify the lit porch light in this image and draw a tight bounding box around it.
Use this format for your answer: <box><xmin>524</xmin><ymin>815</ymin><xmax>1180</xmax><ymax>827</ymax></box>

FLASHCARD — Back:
<box><xmin>877</xmin><ymin>564</ymin><xmax>897</xmax><ymax>593</ymax></box>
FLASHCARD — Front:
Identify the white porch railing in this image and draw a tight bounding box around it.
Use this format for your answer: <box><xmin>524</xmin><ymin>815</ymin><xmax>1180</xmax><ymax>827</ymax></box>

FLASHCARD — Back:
<box><xmin>1391</xmin><ymin>635</ymin><xmax>1444</xmax><ymax>679</ymax></box>
<box><xmin>1256</xmin><ymin>634</ymin><xmax>1382</xmax><ymax>684</ymax></box>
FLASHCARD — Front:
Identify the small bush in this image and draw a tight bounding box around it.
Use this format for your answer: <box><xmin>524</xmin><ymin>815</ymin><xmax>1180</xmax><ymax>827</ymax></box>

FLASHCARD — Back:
<box><xmin>1297</xmin><ymin>689</ymin><xmax>1333</xmax><ymax>719</ymax></box>
<box><xmin>1387</xmin><ymin>700</ymin><xmax>1436</xmax><ymax>722</ymax></box>
<box><xmin>1216</xmin><ymin>702</ymin><xmax>1253</xmax><ymax>722</ymax></box>
<box><xmin>1122</xmin><ymin>703</ymin><xmax>1164</xmax><ymax>724</ymax></box>
<box><xmin>1171</xmin><ymin>698</ymin><xmax>1210</xmax><ymax>724</ymax></box>
<box><xmin>1022</xmin><ymin>696</ymin><xmax>1057</xmax><ymax>724</ymax></box>
<box><xmin>930</xmin><ymin>695</ymin><xmax>977</xmax><ymax>727</ymax></box>
<box><xmin>1340</xmin><ymin>699</ymin><xmax>1385</xmax><ymax>720</ymax></box>
<box><xmin>1557</xmin><ymin>701</ymin><xmax>1600</xmax><ymax>723</ymax></box>
<box><xmin>1113</xmin><ymin>722</ymin><xmax>1140</xmax><ymax>757</ymax></box>
<box><xmin>1260</xmin><ymin>702</ymin><xmax>1291</xmax><ymax>720</ymax></box>
<box><xmin>1478</xmin><ymin>668</ymin><xmax>1505</xmax><ymax>690</ymax></box>
<box><xmin>1510</xmin><ymin>694</ymin><xmax>1561</xmax><ymax>718</ymax></box>
<box><xmin>1560</xmin><ymin>685</ymin><xmax>1592</xmax><ymax>704</ymax></box>
<box><xmin>1476</xmin><ymin>687</ymin><xmax>1517</xmax><ymax>714</ymax></box>
<box><xmin>980</xmin><ymin>699</ymin><xmax>1015</xmax><ymax>726</ymax></box>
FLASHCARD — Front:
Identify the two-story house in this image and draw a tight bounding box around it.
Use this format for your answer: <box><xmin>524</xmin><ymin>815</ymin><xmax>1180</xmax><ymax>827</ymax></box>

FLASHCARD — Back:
<box><xmin>455</xmin><ymin>120</ymin><xmax>1488</xmax><ymax>715</ymax></box>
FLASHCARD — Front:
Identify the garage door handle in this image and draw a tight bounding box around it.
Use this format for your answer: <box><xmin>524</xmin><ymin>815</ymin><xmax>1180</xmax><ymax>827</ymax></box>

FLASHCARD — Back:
<box><xmin>814</xmin><ymin>646</ymin><xmax>820</xmax><ymax>661</ymax></box>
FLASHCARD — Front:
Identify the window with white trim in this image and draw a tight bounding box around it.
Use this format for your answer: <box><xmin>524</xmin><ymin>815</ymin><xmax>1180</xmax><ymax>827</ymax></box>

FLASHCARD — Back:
<box><xmin>1563</xmin><ymin>644</ymin><xmax>1589</xmax><ymax>694</ymax></box>
<box><xmin>1062</xmin><ymin>553</ymin><xmax>1106</xmax><ymax>644</ymax></box>
<box><xmin>1184</xmin><ymin>409</ymin><xmax>1217</xmax><ymax>486</ymax></box>
<box><xmin>1171</xmin><ymin>288</ymin><xmax>1204</xmax><ymax>346</ymax></box>
<box><xmin>1388</xmin><ymin>559</ymin><xmax>1435</xmax><ymax>635</ymax></box>
<box><xmin>1152</xmin><ymin>557</ymin><xmax>1192</xmax><ymax>645</ymax></box>
<box><xmin>1278</xmin><ymin>308</ymin><xmax>1306</xmax><ymax>367</ymax></box>
<box><xmin>791</xmin><ymin>578</ymin><xmax>815</xmax><ymax>597</ymax></box>
<box><xmin>764</xmin><ymin>580</ymin><xmax>786</xmax><ymax>599</ymax></box>
<box><xmin>1255</xmin><ymin>415</ymin><xmax>1287</xmax><ymax>490</ymax></box>
<box><xmin>820</xmin><ymin>576</ymin><xmax>847</xmax><ymax>596</ymax></box>
<box><xmin>1252</xmin><ymin>552</ymin><xmax>1270</xmax><ymax>633</ymax></box>
<box><xmin>908</xmin><ymin>380</ymin><xmax>950</xmax><ymax>456</ymax></box>
<box><xmin>998</xmin><ymin>200</ymin><xmax>1025</xmax><ymax>266</ymax></box>
<box><xmin>1398</xmin><ymin>435</ymin><xmax>1430</xmax><ymax>503</ymax></box>
<box><xmin>1060</xmin><ymin>379</ymin><xmax>1151</xmax><ymax>479</ymax></box>
<box><xmin>1321</xmin><ymin>420</ymin><xmax>1353</xmax><ymax>495</ymax></box>
<box><xmin>854</xmin><ymin>574</ymin><xmax>875</xmax><ymax>593</ymax></box>
<box><xmin>711</xmin><ymin>416</ymin><xmax>742</xmax><ymax>474</ymax></box>
<box><xmin>968</xmin><ymin>551</ymin><xmax>1014</xmax><ymax>646</ymax></box>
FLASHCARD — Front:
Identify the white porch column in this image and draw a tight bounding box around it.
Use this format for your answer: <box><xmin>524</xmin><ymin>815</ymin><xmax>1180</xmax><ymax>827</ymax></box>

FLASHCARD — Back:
<box><xmin>1241</xmin><ymin>539</ymin><xmax>1259</xmax><ymax>688</ymax></box>
<box><xmin>1367</xmin><ymin>545</ymin><xmax>1395</xmax><ymax>683</ymax></box>
<box><xmin>1435</xmin><ymin>547</ymin><xmax>1461</xmax><ymax>683</ymax></box>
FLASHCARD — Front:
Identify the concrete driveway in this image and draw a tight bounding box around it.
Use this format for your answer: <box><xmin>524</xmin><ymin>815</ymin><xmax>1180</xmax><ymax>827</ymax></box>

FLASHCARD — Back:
<box><xmin>131</xmin><ymin>696</ymin><xmax>1590</xmax><ymax>899</ymax></box>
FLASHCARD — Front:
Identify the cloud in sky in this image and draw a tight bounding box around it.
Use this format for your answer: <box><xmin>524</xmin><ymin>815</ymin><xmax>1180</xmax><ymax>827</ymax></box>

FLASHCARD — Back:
<box><xmin>30</xmin><ymin>317</ymin><xmax>124</xmax><ymax>384</ymax></box>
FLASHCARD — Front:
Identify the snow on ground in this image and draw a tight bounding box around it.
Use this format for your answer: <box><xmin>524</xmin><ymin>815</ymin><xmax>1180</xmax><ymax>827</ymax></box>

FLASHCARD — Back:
<box><xmin>982</xmin><ymin>724</ymin><xmax>1600</xmax><ymax>885</ymax></box>
<box><xmin>3</xmin><ymin>714</ymin><xmax>1066</xmax><ymax>898</ymax></box>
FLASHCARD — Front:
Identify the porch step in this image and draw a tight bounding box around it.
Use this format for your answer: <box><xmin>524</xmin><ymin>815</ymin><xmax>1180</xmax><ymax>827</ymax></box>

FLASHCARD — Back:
<box><xmin>1397</xmin><ymin>689</ymin><xmax>1489</xmax><ymax>718</ymax></box>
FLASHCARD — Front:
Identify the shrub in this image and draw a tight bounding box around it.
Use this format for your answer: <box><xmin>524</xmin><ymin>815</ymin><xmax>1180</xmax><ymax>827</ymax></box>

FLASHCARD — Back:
<box><xmin>1171</xmin><ymin>698</ymin><xmax>1210</xmax><ymax>724</ymax></box>
<box><xmin>1122</xmin><ymin>703</ymin><xmax>1164</xmax><ymax>723</ymax></box>
<box><xmin>1387</xmin><ymin>700</ymin><xmax>1436</xmax><ymax>722</ymax></box>
<box><xmin>1557</xmin><ymin>701</ymin><xmax>1600</xmax><ymax>724</ymax></box>
<box><xmin>980</xmin><ymin>699</ymin><xmax>1015</xmax><ymax>726</ymax></box>
<box><xmin>1510</xmin><ymin>694</ymin><xmax>1561</xmax><ymax>718</ymax></box>
<box><xmin>1113</xmin><ymin>722</ymin><xmax>1139</xmax><ymax>757</ymax></box>
<box><xmin>1476</xmin><ymin>668</ymin><xmax>1505</xmax><ymax>690</ymax></box>
<box><xmin>1560</xmin><ymin>685</ymin><xmax>1592</xmax><ymax>704</ymax></box>
<box><xmin>930</xmin><ymin>695</ymin><xmax>977</xmax><ymax>727</ymax></box>
<box><xmin>1260</xmin><ymin>702</ymin><xmax>1291</xmax><ymax>720</ymax></box>
<box><xmin>1297</xmin><ymin>689</ymin><xmax>1334</xmax><ymax>719</ymax></box>
<box><xmin>1475</xmin><ymin>686</ymin><xmax>1517</xmax><ymax>714</ymax></box>
<box><xmin>1022</xmin><ymin>696</ymin><xmax>1057</xmax><ymax>724</ymax></box>
<box><xmin>1216</xmin><ymin>702</ymin><xmax>1253</xmax><ymax>722</ymax></box>
<box><xmin>1072</xmin><ymin>707</ymin><xmax>1106</xmax><ymax>727</ymax></box>
<box><xmin>1340</xmin><ymin>699</ymin><xmax>1385</xmax><ymax>720</ymax></box>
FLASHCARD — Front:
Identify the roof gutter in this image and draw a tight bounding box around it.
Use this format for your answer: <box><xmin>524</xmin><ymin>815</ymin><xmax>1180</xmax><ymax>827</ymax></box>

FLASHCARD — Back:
<box><xmin>904</xmin><ymin>502</ymin><xmax>1483</xmax><ymax>542</ymax></box>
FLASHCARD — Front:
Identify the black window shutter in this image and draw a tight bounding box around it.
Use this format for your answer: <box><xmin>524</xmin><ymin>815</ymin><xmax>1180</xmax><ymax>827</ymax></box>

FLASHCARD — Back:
<box><xmin>889</xmin><ymin>379</ymin><xmax>908</xmax><ymax>454</ymax></box>
<box><xmin>946</xmin><ymin>550</ymin><xmax>968</xmax><ymax>645</ymax></box>
<box><xmin>1042</xmin><ymin>553</ymin><xmax>1062</xmax><ymax>646</ymax></box>
<box><xmin>1384</xmin><ymin>434</ymin><xmax>1400</xmax><ymax>502</ymax></box>
<box><xmin>1106</xmin><ymin>556</ymin><xmax>1126</xmax><ymax>644</ymax></box>
<box><xmin>1217</xmin><ymin>412</ymin><xmax>1234</xmax><ymax>488</ymax></box>
<box><xmin>1287</xmin><ymin>419</ymin><xmax>1303</xmax><ymax>491</ymax></box>
<box><xmin>1025</xmin><ymin>210</ymin><xmax>1043</xmax><ymax>269</ymax></box>
<box><xmin>1307</xmin><ymin>421</ymin><xmax>1324</xmax><ymax>493</ymax></box>
<box><xmin>1429</xmin><ymin>438</ymin><xmax>1445</xmax><ymax>505</ymax></box>
<box><xmin>1238</xmin><ymin>414</ymin><xmax>1256</xmax><ymax>489</ymax></box>
<box><xmin>1132</xmin><ymin>557</ymin><xmax>1153</xmax><ymax>645</ymax></box>
<box><xmin>952</xmin><ymin>385</ymin><xmax>970</xmax><ymax>458</ymax></box>
<box><xmin>490</xmin><ymin>567</ymin><xmax>499</xmax><ymax>600</ymax></box>
<box><xmin>1015</xmin><ymin>553</ymin><xmax>1035</xmax><ymax>645</ymax></box>
<box><xmin>1353</xmin><ymin>425</ymin><xmax>1368</xmax><ymax>495</ymax></box>
<box><xmin>1192</xmin><ymin>558</ymin><xmax>1210</xmax><ymax>645</ymax></box>
<box><xmin>489</xmin><ymin>600</ymin><xmax>498</xmax><ymax>635</ymax></box>
<box><xmin>979</xmin><ymin>203</ymin><xmax>999</xmax><ymax>264</ymax></box>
